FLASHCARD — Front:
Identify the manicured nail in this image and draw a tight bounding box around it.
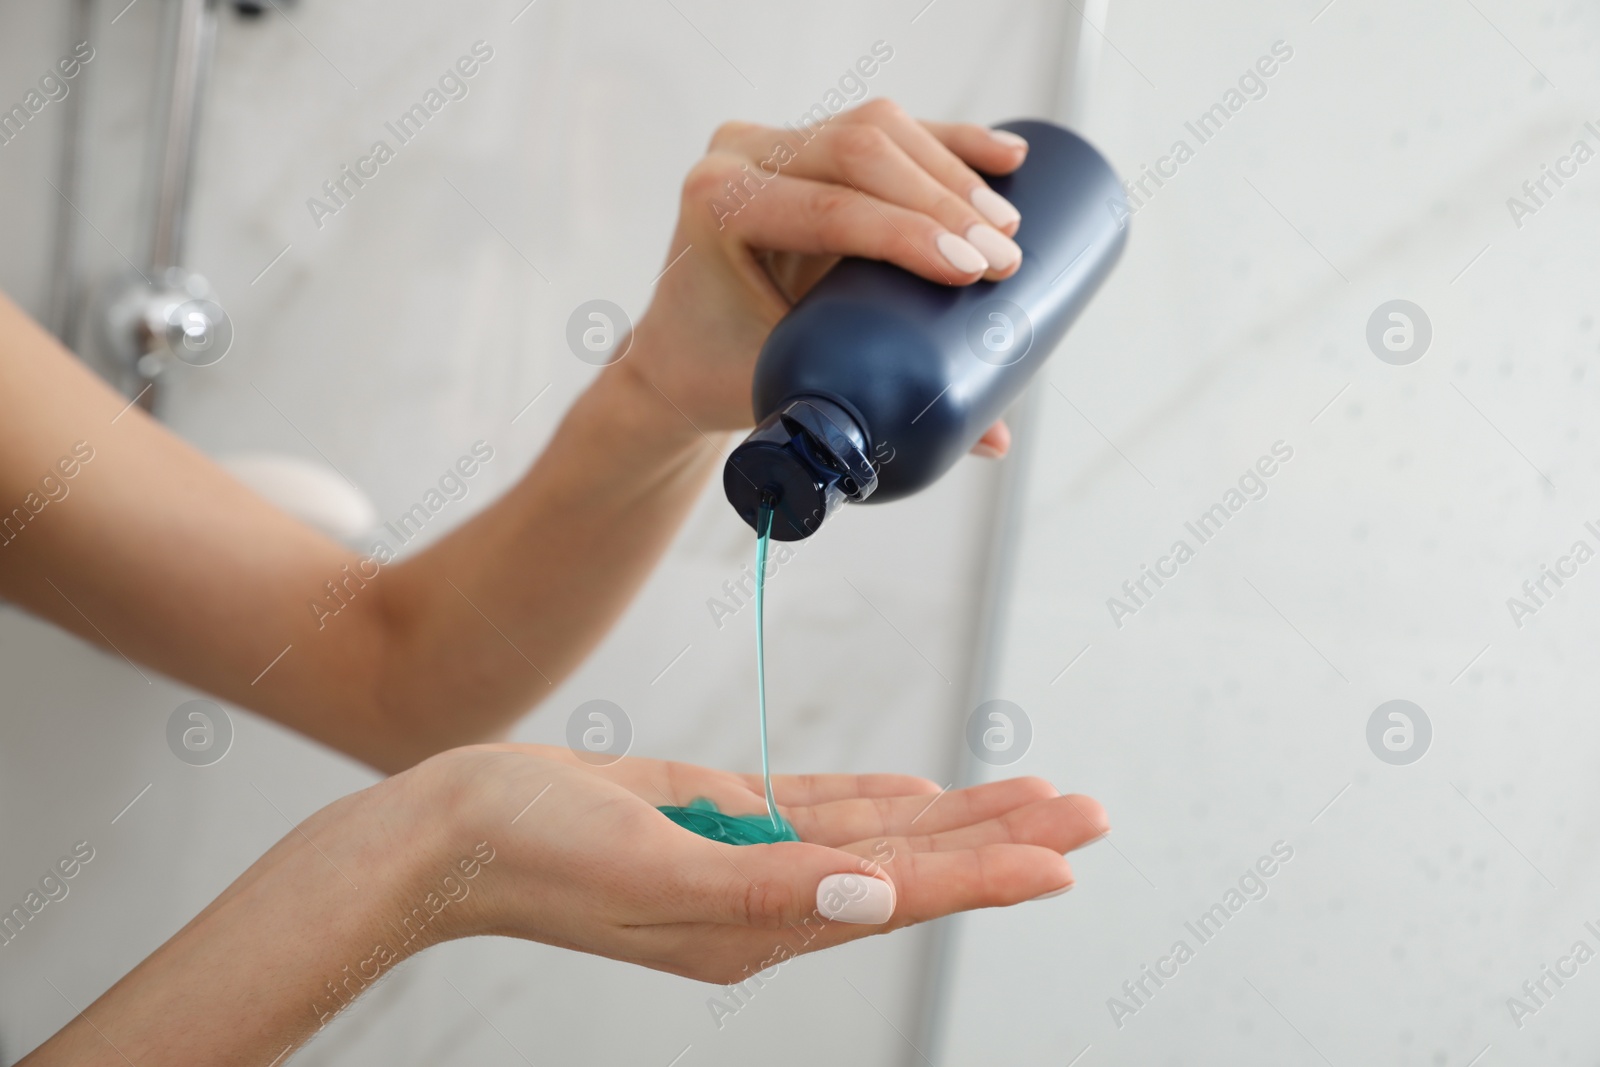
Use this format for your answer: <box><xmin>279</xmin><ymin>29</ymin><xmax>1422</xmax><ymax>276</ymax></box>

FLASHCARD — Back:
<box><xmin>817</xmin><ymin>873</ymin><xmax>896</xmax><ymax>924</ymax></box>
<box><xmin>1030</xmin><ymin>883</ymin><xmax>1074</xmax><ymax>900</ymax></box>
<box><xmin>970</xmin><ymin>186</ymin><xmax>1021</xmax><ymax>229</ymax></box>
<box><xmin>971</xmin><ymin>442</ymin><xmax>1004</xmax><ymax>460</ymax></box>
<box><xmin>989</xmin><ymin>129</ymin><xmax>1029</xmax><ymax>152</ymax></box>
<box><xmin>935</xmin><ymin>231</ymin><xmax>988</xmax><ymax>275</ymax></box>
<box><xmin>965</xmin><ymin>224</ymin><xmax>1021</xmax><ymax>273</ymax></box>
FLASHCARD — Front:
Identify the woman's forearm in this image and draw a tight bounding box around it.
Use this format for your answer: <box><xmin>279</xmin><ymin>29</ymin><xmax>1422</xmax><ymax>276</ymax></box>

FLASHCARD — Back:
<box><xmin>1</xmin><ymin>98</ymin><xmax>1019</xmax><ymax>771</ymax></box>
<box><xmin>0</xmin><ymin>291</ymin><xmax>723</xmax><ymax>771</ymax></box>
<box><xmin>370</xmin><ymin>350</ymin><xmax>726</xmax><ymax>765</ymax></box>
<box><xmin>20</xmin><ymin>781</ymin><xmax>460</xmax><ymax>1065</ymax></box>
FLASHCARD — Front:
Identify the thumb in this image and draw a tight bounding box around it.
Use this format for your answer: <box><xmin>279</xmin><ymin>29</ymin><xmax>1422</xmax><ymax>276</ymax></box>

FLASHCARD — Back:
<box><xmin>678</xmin><ymin>840</ymin><xmax>896</xmax><ymax>929</ymax></box>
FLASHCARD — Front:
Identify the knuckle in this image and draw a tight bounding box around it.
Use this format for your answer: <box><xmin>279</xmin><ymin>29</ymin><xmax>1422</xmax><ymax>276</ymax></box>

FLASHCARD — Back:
<box><xmin>951</xmin><ymin>121</ymin><xmax>992</xmax><ymax>145</ymax></box>
<box><xmin>815</xmin><ymin>211</ymin><xmax>861</xmax><ymax>254</ymax></box>
<box><xmin>808</xmin><ymin>185</ymin><xmax>861</xmax><ymax>246</ymax></box>
<box><xmin>830</xmin><ymin>123</ymin><xmax>893</xmax><ymax>169</ymax></box>
<box><xmin>1016</xmin><ymin>776</ymin><xmax>1059</xmax><ymax>801</ymax></box>
<box><xmin>708</xmin><ymin>119</ymin><xmax>756</xmax><ymax>150</ymax></box>
<box><xmin>681</xmin><ymin>155</ymin><xmax>740</xmax><ymax>203</ymax></box>
<box><xmin>935</xmin><ymin>189</ymin><xmax>974</xmax><ymax>224</ymax></box>
<box><xmin>741</xmin><ymin>877</ymin><xmax>794</xmax><ymax>929</ymax></box>
<box><xmin>870</xmin><ymin>795</ymin><xmax>898</xmax><ymax>834</ymax></box>
<box><xmin>854</xmin><ymin>97</ymin><xmax>905</xmax><ymax>124</ymax></box>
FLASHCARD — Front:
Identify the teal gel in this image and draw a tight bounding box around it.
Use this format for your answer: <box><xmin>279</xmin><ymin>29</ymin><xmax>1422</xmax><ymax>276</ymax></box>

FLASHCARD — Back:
<box><xmin>657</xmin><ymin>797</ymin><xmax>799</xmax><ymax>845</ymax></box>
<box><xmin>658</xmin><ymin>497</ymin><xmax>799</xmax><ymax>845</ymax></box>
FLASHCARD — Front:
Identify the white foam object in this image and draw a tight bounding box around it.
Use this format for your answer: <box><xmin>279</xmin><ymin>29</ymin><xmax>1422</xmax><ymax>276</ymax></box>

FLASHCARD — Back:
<box><xmin>218</xmin><ymin>452</ymin><xmax>379</xmax><ymax>548</ymax></box>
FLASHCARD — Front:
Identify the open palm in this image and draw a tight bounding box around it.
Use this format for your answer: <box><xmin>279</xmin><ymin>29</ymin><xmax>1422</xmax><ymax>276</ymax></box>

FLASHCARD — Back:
<box><xmin>425</xmin><ymin>743</ymin><xmax>1108</xmax><ymax>983</ymax></box>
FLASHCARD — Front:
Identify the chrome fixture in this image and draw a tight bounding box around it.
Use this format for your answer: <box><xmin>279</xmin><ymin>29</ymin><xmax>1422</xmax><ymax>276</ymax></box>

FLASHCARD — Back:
<box><xmin>95</xmin><ymin>0</ymin><xmax>226</xmax><ymax>410</ymax></box>
<box><xmin>75</xmin><ymin>0</ymin><xmax>375</xmax><ymax>545</ymax></box>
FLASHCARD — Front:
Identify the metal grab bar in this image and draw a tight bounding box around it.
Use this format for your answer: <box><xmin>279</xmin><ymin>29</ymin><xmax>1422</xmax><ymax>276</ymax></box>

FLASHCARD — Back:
<box><xmin>45</xmin><ymin>0</ymin><xmax>94</xmax><ymax>349</ymax></box>
<box><xmin>97</xmin><ymin>0</ymin><xmax>230</xmax><ymax>411</ymax></box>
<box><xmin>150</xmin><ymin>0</ymin><xmax>216</xmax><ymax>275</ymax></box>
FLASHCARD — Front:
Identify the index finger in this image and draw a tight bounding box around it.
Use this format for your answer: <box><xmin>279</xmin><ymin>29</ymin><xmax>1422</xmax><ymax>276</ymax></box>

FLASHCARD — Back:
<box><xmin>781</xmin><ymin>777</ymin><xmax>1063</xmax><ymax>844</ymax></box>
<box><xmin>921</xmin><ymin>119</ymin><xmax>1031</xmax><ymax>175</ymax></box>
<box><xmin>739</xmin><ymin>771</ymin><xmax>943</xmax><ymax>806</ymax></box>
<box><xmin>843</xmin><ymin>101</ymin><xmax>1025</xmax><ymax>233</ymax></box>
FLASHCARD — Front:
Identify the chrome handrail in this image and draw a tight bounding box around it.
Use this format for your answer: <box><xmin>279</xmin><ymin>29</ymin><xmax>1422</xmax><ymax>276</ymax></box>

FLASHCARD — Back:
<box><xmin>96</xmin><ymin>0</ymin><xmax>227</xmax><ymax>411</ymax></box>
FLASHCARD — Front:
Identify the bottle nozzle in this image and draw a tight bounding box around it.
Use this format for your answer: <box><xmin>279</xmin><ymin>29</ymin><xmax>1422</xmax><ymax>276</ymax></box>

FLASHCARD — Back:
<box><xmin>723</xmin><ymin>397</ymin><xmax>876</xmax><ymax>541</ymax></box>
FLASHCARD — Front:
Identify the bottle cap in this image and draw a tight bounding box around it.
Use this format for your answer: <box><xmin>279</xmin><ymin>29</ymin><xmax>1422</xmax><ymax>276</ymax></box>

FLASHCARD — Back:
<box><xmin>723</xmin><ymin>396</ymin><xmax>877</xmax><ymax>541</ymax></box>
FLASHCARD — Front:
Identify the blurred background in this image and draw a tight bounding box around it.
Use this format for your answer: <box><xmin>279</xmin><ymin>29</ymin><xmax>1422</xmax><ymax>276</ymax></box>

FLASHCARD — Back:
<box><xmin>2</xmin><ymin>0</ymin><xmax>1598</xmax><ymax>1064</ymax></box>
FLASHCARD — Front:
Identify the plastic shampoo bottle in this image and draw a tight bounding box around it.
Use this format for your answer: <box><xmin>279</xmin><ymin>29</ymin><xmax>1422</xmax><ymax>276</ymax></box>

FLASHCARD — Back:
<box><xmin>723</xmin><ymin>118</ymin><xmax>1128</xmax><ymax>540</ymax></box>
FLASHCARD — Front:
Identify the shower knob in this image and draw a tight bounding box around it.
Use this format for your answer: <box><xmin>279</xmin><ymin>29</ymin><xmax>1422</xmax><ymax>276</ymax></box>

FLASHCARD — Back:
<box><xmin>161</xmin><ymin>295</ymin><xmax>232</xmax><ymax>368</ymax></box>
<box><xmin>100</xmin><ymin>268</ymin><xmax>234</xmax><ymax>394</ymax></box>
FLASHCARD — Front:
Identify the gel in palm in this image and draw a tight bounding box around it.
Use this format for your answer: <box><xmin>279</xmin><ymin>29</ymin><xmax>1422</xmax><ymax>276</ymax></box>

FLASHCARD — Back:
<box><xmin>657</xmin><ymin>497</ymin><xmax>799</xmax><ymax>844</ymax></box>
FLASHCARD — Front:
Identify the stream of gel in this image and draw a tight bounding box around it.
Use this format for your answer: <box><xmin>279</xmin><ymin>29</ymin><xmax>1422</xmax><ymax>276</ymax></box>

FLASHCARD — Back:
<box><xmin>657</xmin><ymin>499</ymin><xmax>800</xmax><ymax>845</ymax></box>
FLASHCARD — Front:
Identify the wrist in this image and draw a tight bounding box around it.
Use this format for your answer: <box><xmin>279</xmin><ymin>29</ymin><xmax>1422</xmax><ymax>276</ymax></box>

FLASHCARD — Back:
<box><xmin>588</xmin><ymin>336</ymin><xmax>730</xmax><ymax>459</ymax></box>
<box><xmin>349</xmin><ymin>763</ymin><xmax>504</xmax><ymax>946</ymax></box>
<box><xmin>33</xmin><ymin>775</ymin><xmax>487</xmax><ymax>1062</ymax></box>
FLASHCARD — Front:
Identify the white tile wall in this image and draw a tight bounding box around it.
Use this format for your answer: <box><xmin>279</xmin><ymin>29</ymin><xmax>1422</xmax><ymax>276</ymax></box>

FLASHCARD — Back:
<box><xmin>935</xmin><ymin>1</ymin><xmax>1600</xmax><ymax>1064</ymax></box>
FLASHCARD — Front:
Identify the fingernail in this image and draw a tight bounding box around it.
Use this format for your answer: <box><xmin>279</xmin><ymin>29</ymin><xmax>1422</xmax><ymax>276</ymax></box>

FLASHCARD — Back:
<box><xmin>970</xmin><ymin>185</ymin><xmax>1021</xmax><ymax>229</ymax></box>
<box><xmin>965</xmin><ymin>224</ymin><xmax>1022</xmax><ymax>273</ymax></box>
<box><xmin>988</xmin><ymin>129</ymin><xmax>1029</xmax><ymax>152</ymax></box>
<box><xmin>971</xmin><ymin>442</ymin><xmax>1004</xmax><ymax>460</ymax></box>
<box><xmin>935</xmin><ymin>231</ymin><xmax>988</xmax><ymax>275</ymax></box>
<box><xmin>1030</xmin><ymin>883</ymin><xmax>1074</xmax><ymax>901</ymax></box>
<box><xmin>817</xmin><ymin>873</ymin><xmax>896</xmax><ymax>924</ymax></box>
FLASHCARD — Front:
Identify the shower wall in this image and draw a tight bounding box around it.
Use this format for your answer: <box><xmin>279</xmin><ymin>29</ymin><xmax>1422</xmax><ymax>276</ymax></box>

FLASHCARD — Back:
<box><xmin>936</xmin><ymin>0</ymin><xmax>1600</xmax><ymax>1064</ymax></box>
<box><xmin>0</xmin><ymin>1</ymin><xmax>1076</xmax><ymax>1064</ymax></box>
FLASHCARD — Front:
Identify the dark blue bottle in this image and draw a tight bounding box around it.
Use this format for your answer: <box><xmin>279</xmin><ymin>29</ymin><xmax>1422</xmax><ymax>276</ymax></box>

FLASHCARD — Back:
<box><xmin>723</xmin><ymin>119</ymin><xmax>1129</xmax><ymax>541</ymax></box>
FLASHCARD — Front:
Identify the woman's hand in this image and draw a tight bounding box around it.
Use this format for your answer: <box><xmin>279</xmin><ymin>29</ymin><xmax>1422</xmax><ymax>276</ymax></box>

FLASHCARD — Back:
<box><xmin>414</xmin><ymin>743</ymin><xmax>1108</xmax><ymax>983</ymax></box>
<box><xmin>22</xmin><ymin>743</ymin><xmax>1106</xmax><ymax>1065</ymax></box>
<box><xmin>622</xmin><ymin>99</ymin><xmax>1029</xmax><ymax>453</ymax></box>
